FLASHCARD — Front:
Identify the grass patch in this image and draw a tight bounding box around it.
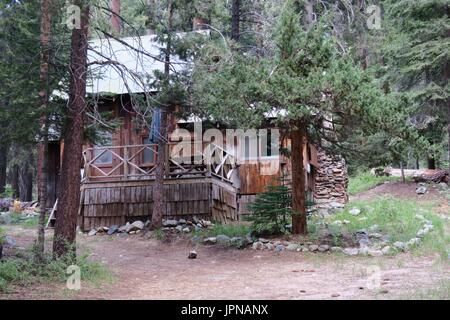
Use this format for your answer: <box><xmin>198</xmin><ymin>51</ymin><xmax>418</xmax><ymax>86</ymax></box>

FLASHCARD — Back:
<box><xmin>401</xmin><ymin>279</ymin><xmax>450</xmax><ymax>299</ymax></box>
<box><xmin>324</xmin><ymin>197</ymin><xmax>447</xmax><ymax>256</ymax></box>
<box><xmin>348</xmin><ymin>171</ymin><xmax>401</xmax><ymax>195</ymax></box>
<box><xmin>0</xmin><ymin>246</ymin><xmax>113</xmax><ymax>293</ymax></box>
<box><xmin>194</xmin><ymin>223</ymin><xmax>251</xmax><ymax>238</ymax></box>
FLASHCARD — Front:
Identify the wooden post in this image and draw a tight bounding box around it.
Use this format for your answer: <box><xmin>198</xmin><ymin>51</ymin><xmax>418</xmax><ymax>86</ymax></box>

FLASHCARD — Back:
<box><xmin>123</xmin><ymin>145</ymin><xmax>129</xmax><ymax>180</ymax></box>
<box><xmin>165</xmin><ymin>143</ymin><xmax>170</xmax><ymax>178</ymax></box>
<box><xmin>84</xmin><ymin>150</ymin><xmax>91</xmax><ymax>182</ymax></box>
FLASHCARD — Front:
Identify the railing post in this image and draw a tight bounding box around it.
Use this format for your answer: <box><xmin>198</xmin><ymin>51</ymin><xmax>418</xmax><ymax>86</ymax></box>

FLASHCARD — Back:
<box><xmin>123</xmin><ymin>146</ymin><xmax>129</xmax><ymax>180</ymax></box>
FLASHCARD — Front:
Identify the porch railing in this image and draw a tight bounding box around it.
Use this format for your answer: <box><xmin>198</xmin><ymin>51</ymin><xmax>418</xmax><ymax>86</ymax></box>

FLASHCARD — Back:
<box><xmin>82</xmin><ymin>141</ymin><xmax>237</xmax><ymax>184</ymax></box>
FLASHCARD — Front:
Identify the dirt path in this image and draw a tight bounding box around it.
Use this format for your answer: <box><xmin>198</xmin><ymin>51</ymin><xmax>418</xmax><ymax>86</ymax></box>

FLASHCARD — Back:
<box><xmin>1</xmin><ymin>182</ymin><xmax>449</xmax><ymax>300</ymax></box>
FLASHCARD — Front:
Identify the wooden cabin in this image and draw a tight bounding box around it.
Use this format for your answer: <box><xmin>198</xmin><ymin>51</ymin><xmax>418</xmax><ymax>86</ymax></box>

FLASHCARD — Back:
<box><xmin>47</xmin><ymin>34</ymin><xmax>349</xmax><ymax>231</ymax></box>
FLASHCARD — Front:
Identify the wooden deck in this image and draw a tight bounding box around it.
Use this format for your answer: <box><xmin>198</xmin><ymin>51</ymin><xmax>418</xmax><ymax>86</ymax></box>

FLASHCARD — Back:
<box><xmin>78</xmin><ymin>143</ymin><xmax>239</xmax><ymax>230</ymax></box>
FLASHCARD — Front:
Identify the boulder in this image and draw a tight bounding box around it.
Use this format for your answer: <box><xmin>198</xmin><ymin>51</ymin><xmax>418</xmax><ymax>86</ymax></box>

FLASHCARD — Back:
<box><xmin>275</xmin><ymin>244</ymin><xmax>285</xmax><ymax>252</ymax></box>
<box><xmin>203</xmin><ymin>237</ymin><xmax>217</xmax><ymax>245</ymax></box>
<box><xmin>126</xmin><ymin>221</ymin><xmax>145</xmax><ymax>233</ymax></box>
<box><xmin>175</xmin><ymin>225</ymin><xmax>183</xmax><ymax>233</ymax></box>
<box><xmin>258</xmin><ymin>238</ymin><xmax>270</xmax><ymax>243</ymax></box>
<box><xmin>358</xmin><ymin>246</ymin><xmax>369</xmax><ymax>256</ymax></box>
<box><xmin>107</xmin><ymin>225</ymin><xmax>119</xmax><ymax>235</ymax></box>
<box><xmin>349</xmin><ymin>208</ymin><xmax>361</xmax><ymax>216</ymax></box>
<box><xmin>188</xmin><ymin>251</ymin><xmax>197</xmax><ymax>259</ymax></box>
<box><xmin>230</xmin><ymin>237</ymin><xmax>246</xmax><ymax>248</ymax></box>
<box><xmin>265</xmin><ymin>243</ymin><xmax>275</xmax><ymax>251</ymax></box>
<box><xmin>179</xmin><ymin>219</ymin><xmax>187</xmax><ymax>224</ymax></box>
<box><xmin>381</xmin><ymin>246</ymin><xmax>391</xmax><ymax>255</ymax></box>
<box><xmin>308</xmin><ymin>244</ymin><xmax>319</xmax><ymax>252</ymax></box>
<box><xmin>416</xmin><ymin>185</ymin><xmax>427</xmax><ymax>195</ymax></box>
<box><xmin>286</xmin><ymin>243</ymin><xmax>299</xmax><ymax>251</ymax></box>
<box><xmin>162</xmin><ymin>219</ymin><xmax>178</xmax><ymax>227</ymax></box>
<box><xmin>368</xmin><ymin>249</ymin><xmax>383</xmax><ymax>257</ymax></box>
<box><xmin>252</xmin><ymin>241</ymin><xmax>264</xmax><ymax>250</ymax></box>
<box><xmin>393</xmin><ymin>241</ymin><xmax>406</xmax><ymax>251</ymax></box>
<box><xmin>330</xmin><ymin>246</ymin><xmax>343</xmax><ymax>253</ymax></box>
<box><xmin>216</xmin><ymin>234</ymin><xmax>231</xmax><ymax>245</ymax></box>
<box><xmin>118</xmin><ymin>223</ymin><xmax>129</xmax><ymax>233</ymax></box>
<box><xmin>182</xmin><ymin>227</ymin><xmax>190</xmax><ymax>233</ymax></box>
<box><xmin>318</xmin><ymin>245</ymin><xmax>330</xmax><ymax>252</ymax></box>
<box><xmin>343</xmin><ymin>248</ymin><xmax>359</xmax><ymax>256</ymax></box>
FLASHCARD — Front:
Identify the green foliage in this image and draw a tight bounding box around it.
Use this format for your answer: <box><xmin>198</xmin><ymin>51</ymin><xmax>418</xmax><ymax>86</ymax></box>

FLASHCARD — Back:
<box><xmin>327</xmin><ymin>197</ymin><xmax>444</xmax><ymax>247</ymax></box>
<box><xmin>0</xmin><ymin>247</ymin><xmax>112</xmax><ymax>293</ymax></box>
<box><xmin>0</xmin><ymin>185</ymin><xmax>13</xmax><ymax>198</ymax></box>
<box><xmin>348</xmin><ymin>171</ymin><xmax>401</xmax><ymax>195</ymax></box>
<box><xmin>194</xmin><ymin>223</ymin><xmax>250</xmax><ymax>238</ymax></box>
<box><xmin>246</xmin><ymin>185</ymin><xmax>292</xmax><ymax>235</ymax></box>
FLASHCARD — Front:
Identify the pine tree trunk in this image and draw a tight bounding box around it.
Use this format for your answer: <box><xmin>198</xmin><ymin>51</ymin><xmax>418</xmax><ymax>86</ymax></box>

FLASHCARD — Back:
<box><xmin>231</xmin><ymin>0</ymin><xmax>240</xmax><ymax>41</ymax></box>
<box><xmin>0</xmin><ymin>144</ymin><xmax>6</xmax><ymax>195</ymax></box>
<box><xmin>19</xmin><ymin>152</ymin><xmax>33</xmax><ymax>202</ymax></box>
<box><xmin>427</xmin><ymin>156</ymin><xmax>436</xmax><ymax>170</ymax></box>
<box><xmin>110</xmin><ymin>0</ymin><xmax>121</xmax><ymax>35</ymax></box>
<box><xmin>291</xmin><ymin>120</ymin><xmax>307</xmax><ymax>235</ymax></box>
<box><xmin>53</xmin><ymin>2</ymin><xmax>89</xmax><ymax>258</ymax></box>
<box><xmin>11</xmin><ymin>164</ymin><xmax>19</xmax><ymax>199</ymax></box>
<box><xmin>37</xmin><ymin>0</ymin><xmax>52</xmax><ymax>261</ymax></box>
<box><xmin>151</xmin><ymin>0</ymin><xmax>172</xmax><ymax>229</ymax></box>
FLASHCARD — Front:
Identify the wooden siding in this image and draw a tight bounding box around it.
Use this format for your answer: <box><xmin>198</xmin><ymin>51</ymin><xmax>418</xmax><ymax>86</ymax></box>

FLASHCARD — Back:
<box><xmin>78</xmin><ymin>177</ymin><xmax>238</xmax><ymax>230</ymax></box>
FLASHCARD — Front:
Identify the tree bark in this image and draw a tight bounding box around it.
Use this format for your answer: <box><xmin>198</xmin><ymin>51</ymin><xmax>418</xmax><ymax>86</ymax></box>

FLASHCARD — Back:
<box><xmin>19</xmin><ymin>152</ymin><xmax>33</xmax><ymax>202</ymax></box>
<box><xmin>0</xmin><ymin>144</ymin><xmax>6</xmax><ymax>195</ymax></box>
<box><xmin>151</xmin><ymin>0</ymin><xmax>172</xmax><ymax>229</ymax></box>
<box><xmin>427</xmin><ymin>156</ymin><xmax>436</xmax><ymax>170</ymax></box>
<box><xmin>110</xmin><ymin>0</ymin><xmax>121</xmax><ymax>35</ymax></box>
<box><xmin>231</xmin><ymin>0</ymin><xmax>240</xmax><ymax>41</ymax></box>
<box><xmin>11</xmin><ymin>164</ymin><xmax>19</xmax><ymax>199</ymax></box>
<box><xmin>37</xmin><ymin>0</ymin><xmax>51</xmax><ymax>260</ymax></box>
<box><xmin>53</xmin><ymin>2</ymin><xmax>89</xmax><ymax>258</ymax></box>
<box><xmin>291</xmin><ymin>120</ymin><xmax>307</xmax><ymax>235</ymax></box>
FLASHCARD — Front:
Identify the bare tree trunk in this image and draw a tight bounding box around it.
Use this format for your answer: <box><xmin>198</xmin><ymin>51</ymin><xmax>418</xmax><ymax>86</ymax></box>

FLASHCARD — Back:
<box><xmin>427</xmin><ymin>156</ymin><xmax>436</xmax><ymax>170</ymax></box>
<box><xmin>400</xmin><ymin>161</ymin><xmax>406</xmax><ymax>184</ymax></box>
<box><xmin>37</xmin><ymin>0</ymin><xmax>51</xmax><ymax>260</ymax></box>
<box><xmin>291</xmin><ymin>120</ymin><xmax>307</xmax><ymax>235</ymax></box>
<box><xmin>0</xmin><ymin>144</ymin><xmax>6</xmax><ymax>195</ymax></box>
<box><xmin>231</xmin><ymin>0</ymin><xmax>240</xmax><ymax>41</ymax></box>
<box><xmin>19</xmin><ymin>152</ymin><xmax>33</xmax><ymax>202</ymax></box>
<box><xmin>151</xmin><ymin>0</ymin><xmax>172</xmax><ymax>229</ymax></box>
<box><xmin>110</xmin><ymin>0</ymin><xmax>121</xmax><ymax>35</ymax></box>
<box><xmin>53</xmin><ymin>2</ymin><xmax>89</xmax><ymax>259</ymax></box>
<box><xmin>11</xmin><ymin>164</ymin><xmax>19</xmax><ymax>199</ymax></box>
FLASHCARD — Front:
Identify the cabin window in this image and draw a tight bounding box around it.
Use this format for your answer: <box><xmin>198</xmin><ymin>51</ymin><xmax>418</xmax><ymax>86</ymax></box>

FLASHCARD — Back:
<box><xmin>143</xmin><ymin>137</ymin><xmax>155</xmax><ymax>164</ymax></box>
<box><xmin>93</xmin><ymin>131</ymin><xmax>113</xmax><ymax>164</ymax></box>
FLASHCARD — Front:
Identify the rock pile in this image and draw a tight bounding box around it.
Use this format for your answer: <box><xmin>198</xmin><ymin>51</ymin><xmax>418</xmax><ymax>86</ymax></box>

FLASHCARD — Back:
<box><xmin>313</xmin><ymin>148</ymin><xmax>349</xmax><ymax>216</ymax></box>
<box><xmin>86</xmin><ymin>217</ymin><xmax>215</xmax><ymax>236</ymax></box>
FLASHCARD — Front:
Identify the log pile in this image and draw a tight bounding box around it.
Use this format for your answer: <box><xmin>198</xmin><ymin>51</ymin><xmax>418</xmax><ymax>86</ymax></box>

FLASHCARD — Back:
<box><xmin>313</xmin><ymin>148</ymin><xmax>349</xmax><ymax>215</ymax></box>
<box><xmin>413</xmin><ymin>169</ymin><xmax>449</xmax><ymax>183</ymax></box>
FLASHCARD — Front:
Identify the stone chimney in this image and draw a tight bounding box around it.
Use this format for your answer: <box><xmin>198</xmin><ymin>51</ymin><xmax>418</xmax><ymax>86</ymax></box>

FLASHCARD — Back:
<box><xmin>110</xmin><ymin>0</ymin><xmax>121</xmax><ymax>35</ymax></box>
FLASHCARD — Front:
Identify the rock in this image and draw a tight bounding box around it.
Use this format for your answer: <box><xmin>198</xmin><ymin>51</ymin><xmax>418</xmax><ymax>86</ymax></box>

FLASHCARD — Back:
<box><xmin>175</xmin><ymin>225</ymin><xmax>183</xmax><ymax>233</ymax></box>
<box><xmin>369</xmin><ymin>224</ymin><xmax>380</xmax><ymax>232</ymax></box>
<box><xmin>406</xmin><ymin>237</ymin><xmax>421</xmax><ymax>248</ymax></box>
<box><xmin>88</xmin><ymin>229</ymin><xmax>97</xmax><ymax>236</ymax></box>
<box><xmin>415</xmin><ymin>214</ymin><xmax>425</xmax><ymax>221</ymax></box>
<box><xmin>393</xmin><ymin>241</ymin><xmax>406</xmax><ymax>251</ymax></box>
<box><xmin>259</xmin><ymin>238</ymin><xmax>270</xmax><ymax>243</ymax></box>
<box><xmin>309</xmin><ymin>244</ymin><xmax>319</xmax><ymax>252</ymax></box>
<box><xmin>265</xmin><ymin>243</ymin><xmax>275</xmax><ymax>251</ymax></box>
<box><xmin>252</xmin><ymin>241</ymin><xmax>264</xmax><ymax>250</ymax></box>
<box><xmin>355</xmin><ymin>230</ymin><xmax>370</xmax><ymax>246</ymax></box>
<box><xmin>182</xmin><ymin>227</ymin><xmax>190</xmax><ymax>233</ymax></box>
<box><xmin>129</xmin><ymin>231</ymin><xmax>136</xmax><ymax>235</ymax></box>
<box><xmin>194</xmin><ymin>225</ymin><xmax>202</xmax><ymax>232</ymax></box>
<box><xmin>286</xmin><ymin>243</ymin><xmax>299</xmax><ymax>251</ymax></box>
<box><xmin>118</xmin><ymin>223</ymin><xmax>129</xmax><ymax>233</ymax></box>
<box><xmin>3</xmin><ymin>236</ymin><xmax>16</xmax><ymax>248</ymax></box>
<box><xmin>416</xmin><ymin>229</ymin><xmax>428</xmax><ymax>238</ymax></box>
<box><xmin>126</xmin><ymin>220</ymin><xmax>144</xmax><ymax>233</ymax></box>
<box><xmin>162</xmin><ymin>219</ymin><xmax>178</xmax><ymax>227</ymax></box>
<box><xmin>358</xmin><ymin>246</ymin><xmax>369</xmax><ymax>256</ymax></box>
<box><xmin>368</xmin><ymin>249</ymin><xmax>383</xmax><ymax>257</ymax></box>
<box><xmin>0</xmin><ymin>213</ymin><xmax>12</xmax><ymax>225</ymax></box>
<box><xmin>318</xmin><ymin>245</ymin><xmax>330</xmax><ymax>252</ymax></box>
<box><xmin>381</xmin><ymin>246</ymin><xmax>391</xmax><ymax>255</ymax></box>
<box><xmin>332</xmin><ymin>220</ymin><xmax>343</xmax><ymax>226</ymax></box>
<box><xmin>192</xmin><ymin>216</ymin><xmax>200</xmax><ymax>224</ymax></box>
<box><xmin>188</xmin><ymin>251</ymin><xmax>197</xmax><ymax>259</ymax></box>
<box><xmin>343</xmin><ymin>248</ymin><xmax>359</xmax><ymax>256</ymax></box>
<box><xmin>275</xmin><ymin>244</ymin><xmax>285</xmax><ymax>252</ymax></box>
<box><xmin>342</xmin><ymin>220</ymin><xmax>351</xmax><ymax>225</ymax></box>
<box><xmin>179</xmin><ymin>219</ymin><xmax>186</xmax><ymax>224</ymax></box>
<box><xmin>330</xmin><ymin>201</ymin><xmax>345</xmax><ymax>209</ymax></box>
<box><xmin>330</xmin><ymin>246</ymin><xmax>343</xmax><ymax>253</ymax></box>
<box><xmin>216</xmin><ymin>234</ymin><xmax>231</xmax><ymax>245</ymax></box>
<box><xmin>369</xmin><ymin>233</ymin><xmax>383</xmax><ymax>239</ymax></box>
<box><xmin>191</xmin><ymin>236</ymin><xmax>201</xmax><ymax>243</ymax></box>
<box><xmin>349</xmin><ymin>208</ymin><xmax>361</xmax><ymax>216</ymax></box>
<box><xmin>438</xmin><ymin>182</ymin><xmax>448</xmax><ymax>190</ymax></box>
<box><xmin>300</xmin><ymin>246</ymin><xmax>309</xmax><ymax>252</ymax></box>
<box><xmin>203</xmin><ymin>237</ymin><xmax>217</xmax><ymax>245</ymax></box>
<box><xmin>416</xmin><ymin>185</ymin><xmax>427</xmax><ymax>195</ymax></box>
<box><xmin>145</xmin><ymin>220</ymin><xmax>151</xmax><ymax>228</ymax></box>
<box><xmin>107</xmin><ymin>225</ymin><xmax>119</xmax><ymax>235</ymax></box>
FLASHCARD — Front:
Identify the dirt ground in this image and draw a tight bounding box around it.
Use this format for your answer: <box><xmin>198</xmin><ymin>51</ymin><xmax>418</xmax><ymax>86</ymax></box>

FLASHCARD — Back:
<box><xmin>1</xmin><ymin>181</ymin><xmax>449</xmax><ymax>300</ymax></box>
